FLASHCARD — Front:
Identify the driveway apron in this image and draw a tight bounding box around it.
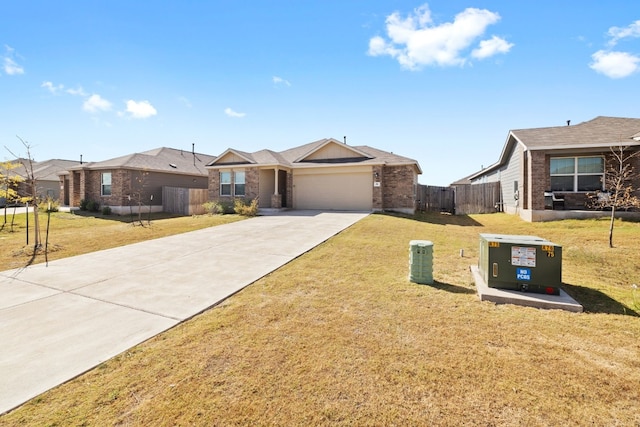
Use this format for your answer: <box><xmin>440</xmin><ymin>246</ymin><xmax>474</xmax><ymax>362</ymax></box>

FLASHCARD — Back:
<box><xmin>0</xmin><ymin>211</ymin><xmax>368</xmax><ymax>414</ymax></box>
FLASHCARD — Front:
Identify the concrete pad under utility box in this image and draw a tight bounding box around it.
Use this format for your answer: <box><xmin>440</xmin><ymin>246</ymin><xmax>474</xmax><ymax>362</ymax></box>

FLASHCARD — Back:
<box><xmin>470</xmin><ymin>265</ymin><xmax>583</xmax><ymax>312</ymax></box>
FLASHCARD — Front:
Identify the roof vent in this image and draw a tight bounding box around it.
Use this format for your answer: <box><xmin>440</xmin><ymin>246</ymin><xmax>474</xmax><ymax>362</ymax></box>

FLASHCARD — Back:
<box><xmin>566</xmin><ymin>120</ymin><xmax>571</xmax><ymax>126</ymax></box>
<box><xmin>169</xmin><ymin>163</ymin><xmax>177</xmax><ymax>168</ymax></box>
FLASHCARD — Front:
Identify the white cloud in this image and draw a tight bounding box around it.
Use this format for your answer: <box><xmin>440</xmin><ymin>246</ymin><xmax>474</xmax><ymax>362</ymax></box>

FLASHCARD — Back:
<box><xmin>224</xmin><ymin>107</ymin><xmax>246</xmax><ymax>118</ymax></box>
<box><xmin>590</xmin><ymin>50</ymin><xmax>640</xmax><ymax>78</ymax></box>
<box><xmin>66</xmin><ymin>86</ymin><xmax>88</xmax><ymax>97</ymax></box>
<box><xmin>273</xmin><ymin>76</ymin><xmax>291</xmax><ymax>86</ymax></box>
<box><xmin>4</xmin><ymin>57</ymin><xmax>24</xmax><ymax>75</ymax></box>
<box><xmin>83</xmin><ymin>94</ymin><xmax>113</xmax><ymax>113</ymax></box>
<box><xmin>607</xmin><ymin>20</ymin><xmax>640</xmax><ymax>47</ymax></box>
<box><xmin>472</xmin><ymin>35</ymin><xmax>514</xmax><ymax>59</ymax></box>
<box><xmin>368</xmin><ymin>3</ymin><xmax>511</xmax><ymax>69</ymax></box>
<box><xmin>41</xmin><ymin>81</ymin><xmax>64</xmax><ymax>94</ymax></box>
<box><xmin>124</xmin><ymin>100</ymin><xmax>157</xmax><ymax>119</ymax></box>
<box><xmin>3</xmin><ymin>46</ymin><xmax>24</xmax><ymax>75</ymax></box>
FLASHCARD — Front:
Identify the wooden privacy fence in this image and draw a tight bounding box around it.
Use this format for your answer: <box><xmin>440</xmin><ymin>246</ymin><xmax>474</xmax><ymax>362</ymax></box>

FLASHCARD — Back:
<box><xmin>417</xmin><ymin>182</ymin><xmax>501</xmax><ymax>215</ymax></box>
<box><xmin>162</xmin><ymin>186</ymin><xmax>208</xmax><ymax>215</ymax></box>
<box><xmin>417</xmin><ymin>185</ymin><xmax>455</xmax><ymax>213</ymax></box>
<box><xmin>453</xmin><ymin>182</ymin><xmax>501</xmax><ymax>215</ymax></box>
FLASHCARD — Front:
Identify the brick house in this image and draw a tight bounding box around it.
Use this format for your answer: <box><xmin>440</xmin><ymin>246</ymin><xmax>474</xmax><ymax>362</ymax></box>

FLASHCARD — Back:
<box><xmin>3</xmin><ymin>159</ymin><xmax>80</xmax><ymax>205</ymax></box>
<box><xmin>465</xmin><ymin>116</ymin><xmax>640</xmax><ymax>221</ymax></box>
<box><xmin>206</xmin><ymin>138</ymin><xmax>422</xmax><ymax>214</ymax></box>
<box><xmin>60</xmin><ymin>147</ymin><xmax>216</xmax><ymax>214</ymax></box>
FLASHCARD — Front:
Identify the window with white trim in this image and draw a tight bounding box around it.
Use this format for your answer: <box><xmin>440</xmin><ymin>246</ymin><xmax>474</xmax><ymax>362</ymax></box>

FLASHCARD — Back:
<box><xmin>220</xmin><ymin>171</ymin><xmax>231</xmax><ymax>196</ymax></box>
<box><xmin>234</xmin><ymin>171</ymin><xmax>245</xmax><ymax>196</ymax></box>
<box><xmin>550</xmin><ymin>156</ymin><xmax>604</xmax><ymax>192</ymax></box>
<box><xmin>101</xmin><ymin>172</ymin><xmax>112</xmax><ymax>196</ymax></box>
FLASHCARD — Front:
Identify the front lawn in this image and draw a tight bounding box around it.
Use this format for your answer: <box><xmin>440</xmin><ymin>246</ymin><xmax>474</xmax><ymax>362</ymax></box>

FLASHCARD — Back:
<box><xmin>0</xmin><ymin>210</ymin><xmax>244</xmax><ymax>271</ymax></box>
<box><xmin>2</xmin><ymin>212</ymin><xmax>639</xmax><ymax>426</ymax></box>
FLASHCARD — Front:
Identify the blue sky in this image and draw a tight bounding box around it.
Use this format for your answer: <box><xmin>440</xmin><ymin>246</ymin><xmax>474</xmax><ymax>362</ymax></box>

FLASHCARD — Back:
<box><xmin>1</xmin><ymin>1</ymin><xmax>639</xmax><ymax>186</ymax></box>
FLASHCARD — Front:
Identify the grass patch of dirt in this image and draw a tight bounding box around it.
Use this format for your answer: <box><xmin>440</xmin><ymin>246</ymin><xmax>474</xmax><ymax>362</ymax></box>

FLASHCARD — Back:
<box><xmin>1</xmin><ymin>211</ymin><xmax>640</xmax><ymax>426</ymax></box>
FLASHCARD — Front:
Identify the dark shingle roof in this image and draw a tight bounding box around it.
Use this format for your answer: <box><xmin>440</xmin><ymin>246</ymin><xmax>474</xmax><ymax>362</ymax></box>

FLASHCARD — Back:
<box><xmin>208</xmin><ymin>138</ymin><xmax>422</xmax><ymax>173</ymax></box>
<box><xmin>467</xmin><ymin>116</ymin><xmax>640</xmax><ymax>181</ymax></box>
<box><xmin>69</xmin><ymin>147</ymin><xmax>216</xmax><ymax>176</ymax></box>
<box><xmin>5</xmin><ymin>158</ymin><xmax>81</xmax><ymax>181</ymax></box>
<box><xmin>512</xmin><ymin>116</ymin><xmax>640</xmax><ymax>149</ymax></box>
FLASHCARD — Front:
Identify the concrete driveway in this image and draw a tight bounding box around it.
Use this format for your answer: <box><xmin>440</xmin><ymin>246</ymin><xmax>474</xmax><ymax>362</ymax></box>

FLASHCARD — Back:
<box><xmin>0</xmin><ymin>210</ymin><xmax>368</xmax><ymax>414</ymax></box>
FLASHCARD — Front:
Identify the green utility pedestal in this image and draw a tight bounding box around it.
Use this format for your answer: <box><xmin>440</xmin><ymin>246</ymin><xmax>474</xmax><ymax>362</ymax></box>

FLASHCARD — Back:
<box><xmin>409</xmin><ymin>240</ymin><xmax>434</xmax><ymax>285</ymax></box>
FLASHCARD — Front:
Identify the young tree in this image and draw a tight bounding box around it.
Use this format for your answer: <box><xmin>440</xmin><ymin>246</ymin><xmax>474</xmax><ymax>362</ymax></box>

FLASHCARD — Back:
<box><xmin>588</xmin><ymin>145</ymin><xmax>640</xmax><ymax>248</ymax></box>
<box><xmin>0</xmin><ymin>160</ymin><xmax>25</xmax><ymax>227</ymax></box>
<box><xmin>128</xmin><ymin>169</ymin><xmax>151</xmax><ymax>226</ymax></box>
<box><xmin>5</xmin><ymin>137</ymin><xmax>42</xmax><ymax>248</ymax></box>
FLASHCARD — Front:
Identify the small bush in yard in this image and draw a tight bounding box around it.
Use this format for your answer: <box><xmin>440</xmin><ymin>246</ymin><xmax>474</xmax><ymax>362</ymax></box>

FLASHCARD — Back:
<box><xmin>234</xmin><ymin>197</ymin><xmax>259</xmax><ymax>217</ymax></box>
<box><xmin>203</xmin><ymin>201</ymin><xmax>225</xmax><ymax>215</ymax></box>
<box><xmin>203</xmin><ymin>200</ymin><xmax>235</xmax><ymax>215</ymax></box>
<box><xmin>86</xmin><ymin>200</ymin><xmax>100</xmax><ymax>212</ymax></box>
<box><xmin>79</xmin><ymin>199</ymin><xmax>89</xmax><ymax>211</ymax></box>
<box><xmin>39</xmin><ymin>196</ymin><xmax>60</xmax><ymax>212</ymax></box>
<box><xmin>102</xmin><ymin>206</ymin><xmax>112</xmax><ymax>215</ymax></box>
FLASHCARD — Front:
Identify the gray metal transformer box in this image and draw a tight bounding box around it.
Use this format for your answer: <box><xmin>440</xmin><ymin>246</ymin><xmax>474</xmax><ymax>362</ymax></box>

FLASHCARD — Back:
<box><xmin>478</xmin><ymin>234</ymin><xmax>562</xmax><ymax>295</ymax></box>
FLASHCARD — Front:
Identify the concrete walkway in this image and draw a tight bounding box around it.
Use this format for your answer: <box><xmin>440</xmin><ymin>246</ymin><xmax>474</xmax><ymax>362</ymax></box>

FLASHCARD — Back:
<box><xmin>0</xmin><ymin>211</ymin><xmax>368</xmax><ymax>414</ymax></box>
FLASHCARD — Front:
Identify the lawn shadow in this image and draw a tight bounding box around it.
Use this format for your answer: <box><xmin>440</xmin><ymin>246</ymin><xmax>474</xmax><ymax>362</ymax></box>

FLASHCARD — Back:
<box><xmin>414</xmin><ymin>280</ymin><xmax>476</xmax><ymax>295</ymax></box>
<box><xmin>70</xmin><ymin>210</ymin><xmax>183</xmax><ymax>224</ymax></box>
<box><xmin>378</xmin><ymin>211</ymin><xmax>483</xmax><ymax>227</ymax></box>
<box><xmin>563</xmin><ymin>282</ymin><xmax>639</xmax><ymax>316</ymax></box>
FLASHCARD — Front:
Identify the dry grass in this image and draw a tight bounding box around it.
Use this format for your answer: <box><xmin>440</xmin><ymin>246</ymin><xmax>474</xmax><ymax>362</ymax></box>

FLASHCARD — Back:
<box><xmin>1</xmin><ymin>212</ymin><xmax>640</xmax><ymax>426</ymax></box>
<box><xmin>0</xmin><ymin>211</ymin><xmax>244</xmax><ymax>271</ymax></box>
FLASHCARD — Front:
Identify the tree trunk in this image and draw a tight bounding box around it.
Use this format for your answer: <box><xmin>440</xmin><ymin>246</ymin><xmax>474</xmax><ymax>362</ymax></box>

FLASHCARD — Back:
<box><xmin>608</xmin><ymin>205</ymin><xmax>616</xmax><ymax>248</ymax></box>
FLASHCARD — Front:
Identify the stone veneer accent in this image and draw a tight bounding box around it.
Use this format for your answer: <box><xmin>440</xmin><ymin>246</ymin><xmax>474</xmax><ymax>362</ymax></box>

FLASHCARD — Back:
<box><xmin>270</xmin><ymin>194</ymin><xmax>282</xmax><ymax>208</ymax></box>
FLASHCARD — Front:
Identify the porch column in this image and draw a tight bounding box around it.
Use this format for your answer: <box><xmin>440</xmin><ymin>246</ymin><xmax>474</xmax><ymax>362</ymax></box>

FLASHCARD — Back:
<box><xmin>274</xmin><ymin>167</ymin><xmax>279</xmax><ymax>195</ymax></box>
<box><xmin>271</xmin><ymin>167</ymin><xmax>282</xmax><ymax>208</ymax></box>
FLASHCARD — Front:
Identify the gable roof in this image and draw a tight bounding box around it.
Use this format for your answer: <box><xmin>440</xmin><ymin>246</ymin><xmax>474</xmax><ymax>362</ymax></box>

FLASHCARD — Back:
<box><xmin>206</xmin><ymin>138</ymin><xmax>422</xmax><ymax>173</ymax></box>
<box><xmin>511</xmin><ymin>116</ymin><xmax>640</xmax><ymax>150</ymax></box>
<box><xmin>33</xmin><ymin>159</ymin><xmax>83</xmax><ymax>180</ymax></box>
<box><xmin>5</xmin><ymin>158</ymin><xmax>81</xmax><ymax>181</ymax></box>
<box><xmin>68</xmin><ymin>147</ymin><xmax>216</xmax><ymax>176</ymax></box>
<box><xmin>468</xmin><ymin>116</ymin><xmax>640</xmax><ymax>181</ymax></box>
<box><xmin>289</xmin><ymin>138</ymin><xmax>372</xmax><ymax>163</ymax></box>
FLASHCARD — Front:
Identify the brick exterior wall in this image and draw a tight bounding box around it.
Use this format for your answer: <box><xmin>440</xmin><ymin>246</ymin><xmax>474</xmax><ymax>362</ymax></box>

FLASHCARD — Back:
<box><xmin>208</xmin><ymin>167</ymin><xmax>259</xmax><ymax>202</ymax></box>
<box><xmin>382</xmin><ymin>165</ymin><xmax>416</xmax><ymax>211</ymax></box>
<box><xmin>546</xmin><ymin>153</ymin><xmax>640</xmax><ymax>210</ymax></box>
<box><xmin>245</xmin><ymin>167</ymin><xmax>259</xmax><ymax>201</ymax></box>
<box><xmin>372</xmin><ymin>165</ymin><xmax>383</xmax><ymax>210</ymax></box>
<box><xmin>527</xmin><ymin>151</ymin><xmax>547</xmax><ymax>210</ymax></box>
<box><xmin>208</xmin><ymin>169</ymin><xmax>220</xmax><ymax>200</ymax></box>
<box><xmin>286</xmin><ymin>172</ymin><xmax>293</xmax><ymax>208</ymax></box>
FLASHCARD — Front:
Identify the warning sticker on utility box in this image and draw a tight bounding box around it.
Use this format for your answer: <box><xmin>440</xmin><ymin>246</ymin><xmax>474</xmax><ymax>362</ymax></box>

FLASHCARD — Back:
<box><xmin>511</xmin><ymin>246</ymin><xmax>536</xmax><ymax>267</ymax></box>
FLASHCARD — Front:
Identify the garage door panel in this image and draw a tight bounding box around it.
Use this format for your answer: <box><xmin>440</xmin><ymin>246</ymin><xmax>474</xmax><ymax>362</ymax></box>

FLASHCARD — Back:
<box><xmin>294</xmin><ymin>172</ymin><xmax>372</xmax><ymax>210</ymax></box>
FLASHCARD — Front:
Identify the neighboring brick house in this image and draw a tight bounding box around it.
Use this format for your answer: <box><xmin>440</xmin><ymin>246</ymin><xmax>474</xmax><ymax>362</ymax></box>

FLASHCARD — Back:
<box><xmin>60</xmin><ymin>147</ymin><xmax>216</xmax><ymax>214</ymax></box>
<box><xmin>3</xmin><ymin>158</ymin><xmax>80</xmax><ymax>204</ymax></box>
<box><xmin>206</xmin><ymin>138</ymin><xmax>422</xmax><ymax>214</ymax></box>
<box><xmin>464</xmin><ymin>116</ymin><xmax>640</xmax><ymax>221</ymax></box>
